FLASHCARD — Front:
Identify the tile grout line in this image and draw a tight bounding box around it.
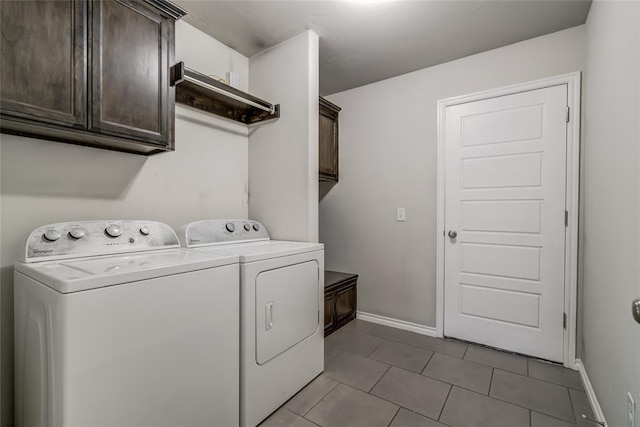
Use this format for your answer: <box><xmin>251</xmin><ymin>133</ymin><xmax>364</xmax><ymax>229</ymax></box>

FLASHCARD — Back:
<box><xmin>566</xmin><ymin>384</ymin><xmax>580</xmax><ymax>424</ymax></box>
<box><xmin>367</xmin><ymin>363</ymin><xmax>393</xmax><ymax>393</ymax></box>
<box><xmin>300</xmin><ymin>379</ymin><xmax>340</xmax><ymax>418</ymax></box>
<box><xmin>461</xmin><ymin>344</ymin><xmax>469</xmax><ymax>359</ymax></box>
<box><xmin>300</xmin><ymin>379</ymin><xmax>344</xmax><ymax>422</ymax></box>
<box><xmin>488</xmin><ymin>367</ymin><xmax>495</xmax><ymax>396</ymax></box>
<box><xmin>484</xmin><ymin>377</ymin><xmax>577</xmax><ymax>423</ymax></box>
<box><xmin>385</xmin><ymin>406</ymin><xmax>402</xmax><ymax>427</ymax></box>
<box><xmin>437</xmin><ymin>384</ymin><xmax>454</xmax><ymax>422</ymax></box>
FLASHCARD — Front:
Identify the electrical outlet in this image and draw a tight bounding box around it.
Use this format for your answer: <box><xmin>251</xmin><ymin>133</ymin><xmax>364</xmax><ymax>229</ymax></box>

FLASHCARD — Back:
<box><xmin>396</xmin><ymin>208</ymin><xmax>406</xmax><ymax>222</ymax></box>
<box><xmin>628</xmin><ymin>392</ymin><xmax>636</xmax><ymax>427</ymax></box>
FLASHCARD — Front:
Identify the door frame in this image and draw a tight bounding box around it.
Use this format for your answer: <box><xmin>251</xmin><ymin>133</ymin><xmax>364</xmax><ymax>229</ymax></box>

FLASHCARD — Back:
<box><xmin>435</xmin><ymin>72</ymin><xmax>581</xmax><ymax>368</ymax></box>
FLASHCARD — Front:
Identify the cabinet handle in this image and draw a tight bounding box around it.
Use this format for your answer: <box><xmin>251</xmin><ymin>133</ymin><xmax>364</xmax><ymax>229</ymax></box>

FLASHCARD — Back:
<box><xmin>265</xmin><ymin>302</ymin><xmax>274</xmax><ymax>330</ymax></box>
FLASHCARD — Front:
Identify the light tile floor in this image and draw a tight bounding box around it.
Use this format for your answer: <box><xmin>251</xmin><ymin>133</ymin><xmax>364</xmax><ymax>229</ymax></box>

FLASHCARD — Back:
<box><xmin>260</xmin><ymin>320</ymin><xmax>595</xmax><ymax>427</ymax></box>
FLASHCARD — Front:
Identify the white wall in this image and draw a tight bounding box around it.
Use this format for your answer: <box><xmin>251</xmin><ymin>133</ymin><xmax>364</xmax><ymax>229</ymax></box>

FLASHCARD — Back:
<box><xmin>0</xmin><ymin>22</ymin><xmax>249</xmax><ymax>425</ymax></box>
<box><xmin>320</xmin><ymin>26</ymin><xmax>586</xmax><ymax>327</ymax></box>
<box><xmin>581</xmin><ymin>2</ymin><xmax>640</xmax><ymax>426</ymax></box>
<box><xmin>248</xmin><ymin>31</ymin><xmax>320</xmax><ymax>243</ymax></box>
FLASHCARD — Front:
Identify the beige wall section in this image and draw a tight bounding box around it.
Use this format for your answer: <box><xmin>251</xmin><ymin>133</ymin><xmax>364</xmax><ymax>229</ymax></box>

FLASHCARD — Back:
<box><xmin>249</xmin><ymin>31</ymin><xmax>320</xmax><ymax>243</ymax></box>
<box><xmin>320</xmin><ymin>26</ymin><xmax>586</xmax><ymax>327</ymax></box>
<box><xmin>0</xmin><ymin>23</ymin><xmax>249</xmax><ymax>426</ymax></box>
<box><xmin>582</xmin><ymin>2</ymin><xmax>640</xmax><ymax>426</ymax></box>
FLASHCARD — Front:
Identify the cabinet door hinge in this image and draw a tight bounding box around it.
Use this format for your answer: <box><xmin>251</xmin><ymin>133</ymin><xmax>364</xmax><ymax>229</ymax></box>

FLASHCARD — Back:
<box><xmin>563</xmin><ymin>312</ymin><xmax>567</xmax><ymax>329</ymax></box>
<box><xmin>566</xmin><ymin>106</ymin><xmax>570</xmax><ymax>123</ymax></box>
<box><xmin>565</xmin><ymin>210</ymin><xmax>569</xmax><ymax>227</ymax></box>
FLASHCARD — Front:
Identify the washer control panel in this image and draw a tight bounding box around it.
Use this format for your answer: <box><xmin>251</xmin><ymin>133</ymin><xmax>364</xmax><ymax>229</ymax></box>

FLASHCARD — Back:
<box><xmin>22</xmin><ymin>220</ymin><xmax>180</xmax><ymax>262</ymax></box>
<box><xmin>184</xmin><ymin>219</ymin><xmax>269</xmax><ymax>248</ymax></box>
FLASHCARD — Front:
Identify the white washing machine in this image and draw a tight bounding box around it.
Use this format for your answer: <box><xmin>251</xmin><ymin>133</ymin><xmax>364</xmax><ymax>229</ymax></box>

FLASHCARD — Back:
<box><xmin>14</xmin><ymin>220</ymin><xmax>240</xmax><ymax>427</ymax></box>
<box><xmin>183</xmin><ymin>219</ymin><xmax>324</xmax><ymax>427</ymax></box>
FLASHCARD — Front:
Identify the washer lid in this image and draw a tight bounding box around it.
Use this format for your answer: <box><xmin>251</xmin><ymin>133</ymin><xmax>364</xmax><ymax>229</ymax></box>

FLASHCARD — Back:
<box><xmin>191</xmin><ymin>240</ymin><xmax>323</xmax><ymax>263</ymax></box>
<box><xmin>14</xmin><ymin>249</ymin><xmax>239</xmax><ymax>294</ymax></box>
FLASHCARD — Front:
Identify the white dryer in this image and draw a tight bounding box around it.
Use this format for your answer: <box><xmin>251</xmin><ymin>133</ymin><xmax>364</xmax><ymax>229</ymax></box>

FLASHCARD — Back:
<box><xmin>14</xmin><ymin>220</ymin><xmax>240</xmax><ymax>427</ymax></box>
<box><xmin>183</xmin><ymin>219</ymin><xmax>324</xmax><ymax>427</ymax></box>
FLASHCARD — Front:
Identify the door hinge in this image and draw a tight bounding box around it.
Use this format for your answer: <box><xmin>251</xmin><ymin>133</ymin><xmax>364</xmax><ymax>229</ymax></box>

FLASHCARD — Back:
<box><xmin>563</xmin><ymin>312</ymin><xmax>567</xmax><ymax>329</ymax></box>
<box><xmin>566</xmin><ymin>106</ymin><xmax>570</xmax><ymax>123</ymax></box>
<box><xmin>565</xmin><ymin>210</ymin><xmax>569</xmax><ymax>227</ymax></box>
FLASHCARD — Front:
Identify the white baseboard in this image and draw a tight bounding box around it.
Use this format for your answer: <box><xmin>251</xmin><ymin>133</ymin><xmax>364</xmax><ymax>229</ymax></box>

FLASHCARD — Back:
<box><xmin>575</xmin><ymin>359</ymin><xmax>607</xmax><ymax>426</ymax></box>
<box><xmin>356</xmin><ymin>311</ymin><xmax>438</xmax><ymax>337</ymax></box>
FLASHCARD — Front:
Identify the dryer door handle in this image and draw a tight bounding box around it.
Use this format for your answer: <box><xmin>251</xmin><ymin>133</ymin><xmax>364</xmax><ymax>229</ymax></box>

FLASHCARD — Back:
<box><xmin>265</xmin><ymin>302</ymin><xmax>274</xmax><ymax>330</ymax></box>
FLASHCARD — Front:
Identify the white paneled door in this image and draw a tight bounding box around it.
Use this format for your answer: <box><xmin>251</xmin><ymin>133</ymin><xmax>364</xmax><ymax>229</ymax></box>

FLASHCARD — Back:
<box><xmin>443</xmin><ymin>85</ymin><xmax>568</xmax><ymax>362</ymax></box>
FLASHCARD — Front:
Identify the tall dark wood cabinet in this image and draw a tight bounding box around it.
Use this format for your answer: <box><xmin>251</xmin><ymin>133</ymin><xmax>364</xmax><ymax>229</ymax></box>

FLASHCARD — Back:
<box><xmin>319</xmin><ymin>97</ymin><xmax>341</xmax><ymax>182</ymax></box>
<box><xmin>0</xmin><ymin>0</ymin><xmax>87</xmax><ymax>128</ymax></box>
<box><xmin>0</xmin><ymin>0</ymin><xmax>185</xmax><ymax>155</ymax></box>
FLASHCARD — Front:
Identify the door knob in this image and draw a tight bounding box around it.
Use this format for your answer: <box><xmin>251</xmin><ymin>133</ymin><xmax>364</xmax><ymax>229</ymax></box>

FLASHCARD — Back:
<box><xmin>633</xmin><ymin>298</ymin><xmax>640</xmax><ymax>324</ymax></box>
<box><xmin>448</xmin><ymin>230</ymin><xmax>457</xmax><ymax>239</ymax></box>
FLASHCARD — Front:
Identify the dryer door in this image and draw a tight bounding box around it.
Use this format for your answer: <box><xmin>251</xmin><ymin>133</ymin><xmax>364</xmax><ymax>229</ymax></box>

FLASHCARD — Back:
<box><xmin>255</xmin><ymin>260</ymin><xmax>320</xmax><ymax>365</ymax></box>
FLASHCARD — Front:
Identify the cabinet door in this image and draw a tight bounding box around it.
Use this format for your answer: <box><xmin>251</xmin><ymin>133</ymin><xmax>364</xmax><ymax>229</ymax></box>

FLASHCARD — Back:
<box><xmin>0</xmin><ymin>0</ymin><xmax>87</xmax><ymax>128</ymax></box>
<box><xmin>335</xmin><ymin>284</ymin><xmax>356</xmax><ymax>323</ymax></box>
<box><xmin>319</xmin><ymin>108</ymin><xmax>339</xmax><ymax>181</ymax></box>
<box><xmin>324</xmin><ymin>293</ymin><xmax>335</xmax><ymax>334</ymax></box>
<box><xmin>90</xmin><ymin>0</ymin><xmax>173</xmax><ymax>147</ymax></box>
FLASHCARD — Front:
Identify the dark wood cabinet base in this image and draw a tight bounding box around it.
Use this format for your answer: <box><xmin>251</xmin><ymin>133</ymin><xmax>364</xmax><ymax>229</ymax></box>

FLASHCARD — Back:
<box><xmin>324</xmin><ymin>270</ymin><xmax>358</xmax><ymax>336</ymax></box>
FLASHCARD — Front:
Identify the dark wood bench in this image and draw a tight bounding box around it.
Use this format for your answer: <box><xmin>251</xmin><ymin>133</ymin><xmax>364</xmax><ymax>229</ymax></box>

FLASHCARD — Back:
<box><xmin>324</xmin><ymin>271</ymin><xmax>358</xmax><ymax>336</ymax></box>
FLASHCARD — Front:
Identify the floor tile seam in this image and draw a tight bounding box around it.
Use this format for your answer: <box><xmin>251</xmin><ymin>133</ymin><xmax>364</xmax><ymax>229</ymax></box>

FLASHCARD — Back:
<box><xmin>367</xmin><ymin>365</ymin><xmax>452</xmax><ymax>415</ymax></box>
<box><xmin>300</xmin><ymin>379</ymin><xmax>352</xmax><ymax>424</ymax></box>
<box><xmin>280</xmin><ymin>408</ymin><xmax>321</xmax><ymax>427</ymax></box>
<box><xmin>450</xmin><ymin>385</ymin><xmax>547</xmax><ymax>417</ymax></box>
<box><xmin>368</xmin><ymin>353</ymin><xmax>429</xmax><ymax>374</ymax></box>
<box><xmin>531</xmin><ymin>410</ymin><xmax>581</xmax><ymax>426</ymax></box>
<box><xmin>488</xmin><ymin>367</ymin><xmax>495</xmax><ymax>396</ymax></box>
<box><xmin>367</xmin><ymin>331</ymin><xmax>415</xmax><ymax>346</ymax></box>
<box><xmin>462</xmin><ymin>359</ymin><xmax>527</xmax><ymax>376</ymax></box>
<box><xmin>367</xmin><ymin>363</ymin><xmax>393</xmax><ymax>393</ymax></box>
<box><xmin>526</xmin><ymin>371</ymin><xmax>585</xmax><ymax>392</ymax></box>
<box><xmin>436</xmin><ymin>382</ymin><xmax>454</xmax><ymax>422</ymax></box>
<box><xmin>385</xmin><ymin>405</ymin><xmax>402</xmax><ymax>427</ymax></box>
<box><xmin>420</xmin><ymin>369</ymin><xmax>491</xmax><ymax>396</ymax></box>
<box><xmin>566</xmin><ymin>385</ymin><xmax>581</xmax><ymax>424</ymax></box>
<box><xmin>369</xmin><ymin>365</ymin><xmax>453</xmax><ymax>420</ymax></box>
<box><xmin>486</xmin><ymin>386</ymin><xmax>576</xmax><ymax>422</ymax></box>
<box><xmin>368</xmin><ymin>389</ymin><xmax>448</xmax><ymax>427</ymax></box>
<box><xmin>461</xmin><ymin>343</ymin><xmax>470</xmax><ymax>359</ymax></box>
<box><xmin>365</xmin><ymin>338</ymin><xmax>386</xmax><ymax>357</ymax></box>
<box><xmin>297</xmin><ymin>378</ymin><xmax>341</xmax><ymax>418</ymax></box>
<box><xmin>493</xmin><ymin>367</ymin><xmax>576</xmax><ymax>391</ymax></box>
<box><xmin>421</xmin><ymin>350</ymin><xmax>436</xmax><ymax>373</ymax></box>
<box><xmin>430</xmin><ymin>351</ymin><xmax>499</xmax><ymax>372</ymax></box>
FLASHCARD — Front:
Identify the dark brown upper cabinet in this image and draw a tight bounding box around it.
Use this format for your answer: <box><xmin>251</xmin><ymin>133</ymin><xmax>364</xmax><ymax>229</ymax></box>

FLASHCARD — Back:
<box><xmin>319</xmin><ymin>96</ymin><xmax>341</xmax><ymax>182</ymax></box>
<box><xmin>0</xmin><ymin>0</ymin><xmax>87</xmax><ymax>128</ymax></box>
<box><xmin>0</xmin><ymin>0</ymin><xmax>185</xmax><ymax>155</ymax></box>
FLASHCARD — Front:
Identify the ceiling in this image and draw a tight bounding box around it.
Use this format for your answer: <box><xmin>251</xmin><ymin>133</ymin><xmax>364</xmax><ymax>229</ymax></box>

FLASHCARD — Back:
<box><xmin>174</xmin><ymin>0</ymin><xmax>591</xmax><ymax>96</ymax></box>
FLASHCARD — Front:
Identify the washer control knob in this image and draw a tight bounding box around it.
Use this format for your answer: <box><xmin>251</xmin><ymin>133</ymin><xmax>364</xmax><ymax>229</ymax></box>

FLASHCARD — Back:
<box><xmin>69</xmin><ymin>228</ymin><xmax>85</xmax><ymax>239</ymax></box>
<box><xmin>139</xmin><ymin>226</ymin><xmax>150</xmax><ymax>236</ymax></box>
<box><xmin>244</xmin><ymin>223</ymin><xmax>251</xmax><ymax>232</ymax></box>
<box><xmin>43</xmin><ymin>229</ymin><xmax>61</xmax><ymax>242</ymax></box>
<box><xmin>225</xmin><ymin>222</ymin><xmax>236</xmax><ymax>233</ymax></box>
<box><xmin>252</xmin><ymin>223</ymin><xmax>260</xmax><ymax>232</ymax></box>
<box><xmin>105</xmin><ymin>224</ymin><xmax>122</xmax><ymax>238</ymax></box>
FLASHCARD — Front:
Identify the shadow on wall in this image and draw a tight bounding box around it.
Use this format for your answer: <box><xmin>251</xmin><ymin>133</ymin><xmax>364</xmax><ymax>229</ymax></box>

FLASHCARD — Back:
<box><xmin>319</xmin><ymin>181</ymin><xmax>337</xmax><ymax>201</ymax></box>
<box><xmin>0</xmin><ymin>265</ymin><xmax>14</xmax><ymax>427</ymax></box>
<box><xmin>0</xmin><ymin>135</ymin><xmax>146</xmax><ymax>199</ymax></box>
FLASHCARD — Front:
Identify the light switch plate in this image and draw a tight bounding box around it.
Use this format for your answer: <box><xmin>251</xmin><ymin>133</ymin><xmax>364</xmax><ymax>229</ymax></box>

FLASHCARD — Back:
<box><xmin>628</xmin><ymin>392</ymin><xmax>636</xmax><ymax>427</ymax></box>
<box><xmin>397</xmin><ymin>208</ymin><xmax>406</xmax><ymax>222</ymax></box>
